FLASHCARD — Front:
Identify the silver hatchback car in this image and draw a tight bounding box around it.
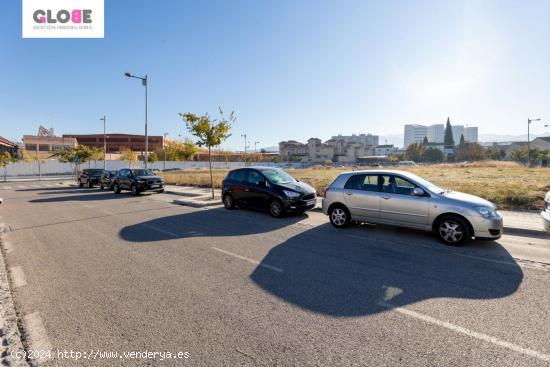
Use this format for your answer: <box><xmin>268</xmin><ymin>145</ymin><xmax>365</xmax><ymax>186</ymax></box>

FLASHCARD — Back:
<box><xmin>322</xmin><ymin>170</ymin><xmax>503</xmax><ymax>245</ymax></box>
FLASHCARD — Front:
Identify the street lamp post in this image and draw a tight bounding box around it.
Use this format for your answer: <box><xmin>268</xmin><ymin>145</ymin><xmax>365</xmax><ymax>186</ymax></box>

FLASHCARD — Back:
<box><xmin>100</xmin><ymin>116</ymin><xmax>106</xmax><ymax>170</ymax></box>
<box><xmin>527</xmin><ymin>118</ymin><xmax>541</xmax><ymax>167</ymax></box>
<box><xmin>125</xmin><ymin>72</ymin><xmax>148</xmax><ymax>169</ymax></box>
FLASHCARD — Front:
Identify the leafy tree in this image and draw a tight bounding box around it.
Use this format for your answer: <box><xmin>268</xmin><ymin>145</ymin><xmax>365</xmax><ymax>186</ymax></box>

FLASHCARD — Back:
<box><xmin>89</xmin><ymin>146</ymin><xmax>104</xmax><ymax>168</ymax></box>
<box><xmin>458</xmin><ymin>134</ymin><xmax>465</xmax><ymax>147</ymax></box>
<box><xmin>120</xmin><ymin>148</ymin><xmax>138</xmax><ymax>168</ymax></box>
<box><xmin>179</xmin><ymin>108</ymin><xmax>235</xmax><ymax>198</ymax></box>
<box><xmin>0</xmin><ymin>152</ymin><xmax>13</xmax><ymax>182</ymax></box>
<box><xmin>405</xmin><ymin>143</ymin><xmax>426</xmax><ymax>162</ymax></box>
<box><xmin>422</xmin><ymin>136</ymin><xmax>429</xmax><ymax>145</ymax></box>
<box><xmin>424</xmin><ymin>147</ymin><xmax>444</xmax><ymax>163</ymax></box>
<box><xmin>485</xmin><ymin>145</ymin><xmax>505</xmax><ymax>161</ymax></box>
<box><xmin>444</xmin><ymin>117</ymin><xmax>454</xmax><ymax>149</ymax></box>
<box><xmin>162</xmin><ymin>139</ymin><xmax>198</xmax><ymax>161</ymax></box>
<box><xmin>22</xmin><ymin>150</ymin><xmax>46</xmax><ymax>180</ymax></box>
<box><xmin>149</xmin><ymin>151</ymin><xmax>159</xmax><ymax>163</ymax></box>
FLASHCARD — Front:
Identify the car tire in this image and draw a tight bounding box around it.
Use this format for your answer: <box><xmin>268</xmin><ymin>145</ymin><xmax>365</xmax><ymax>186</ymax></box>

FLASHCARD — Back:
<box><xmin>109</xmin><ymin>184</ymin><xmax>114</xmax><ymax>191</ymax></box>
<box><xmin>99</xmin><ymin>183</ymin><xmax>104</xmax><ymax>190</ymax></box>
<box><xmin>79</xmin><ymin>182</ymin><xmax>83</xmax><ymax>188</ymax></box>
<box><xmin>113</xmin><ymin>183</ymin><xmax>121</xmax><ymax>194</ymax></box>
<box><xmin>131</xmin><ymin>184</ymin><xmax>139</xmax><ymax>196</ymax></box>
<box><xmin>268</xmin><ymin>200</ymin><xmax>283</xmax><ymax>217</ymax></box>
<box><xmin>223</xmin><ymin>194</ymin><xmax>235</xmax><ymax>210</ymax></box>
<box><xmin>436</xmin><ymin>215</ymin><xmax>470</xmax><ymax>246</ymax></box>
<box><xmin>158</xmin><ymin>189</ymin><xmax>164</xmax><ymax>193</ymax></box>
<box><xmin>88</xmin><ymin>181</ymin><xmax>93</xmax><ymax>188</ymax></box>
<box><xmin>329</xmin><ymin>204</ymin><xmax>350</xmax><ymax>228</ymax></box>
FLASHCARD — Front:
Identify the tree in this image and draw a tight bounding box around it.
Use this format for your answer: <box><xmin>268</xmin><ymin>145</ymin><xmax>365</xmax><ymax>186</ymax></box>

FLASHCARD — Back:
<box><xmin>22</xmin><ymin>150</ymin><xmax>46</xmax><ymax>180</ymax></box>
<box><xmin>424</xmin><ymin>147</ymin><xmax>444</xmax><ymax>163</ymax></box>
<box><xmin>444</xmin><ymin>117</ymin><xmax>455</xmax><ymax>149</ymax></box>
<box><xmin>422</xmin><ymin>136</ymin><xmax>429</xmax><ymax>145</ymax></box>
<box><xmin>53</xmin><ymin>145</ymin><xmax>92</xmax><ymax>179</ymax></box>
<box><xmin>0</xmin><ymin>152</ymin><xmax>12</xmax><ymax>182</ymax></box>
<box><xmin>179</xmin><ymin>108</ymin><xmax>235</xmax><ymax>199</ymax></box>
<box><xmin>162</xmin><ymin>139</ymin><xmax>198</xmax><ymax>161</ymax></box>
<box><xmin>458</xmin><ymin>134</ymin><xmax>465</xmax><ymax>147</ymax></box>
<box><xmin>405</xmin><ymin>143</ymin><xmax>426</xmax><ymax>162</ymax></box>
<box><xmin>89</xmin><ymin>147</ymin><xmax>104</xmax><ymax>168</ymax></box>
<box><xmin>120</xmin><ymin>148</ymin><xmax>138</xmax><ymax>168</ymax></box>
<box><xmin>149</xmin><ymin>151</ymin><xmax>159</xmax><ymax>163</ymax></box>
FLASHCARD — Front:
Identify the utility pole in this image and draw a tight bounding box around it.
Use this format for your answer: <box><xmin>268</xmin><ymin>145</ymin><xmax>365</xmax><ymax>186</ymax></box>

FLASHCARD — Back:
<box><xmin>125</xmin><ymin>72</ymin><xmax>148</xmax><ymax>169</ymax></box>
<box><xmin>527</xmin><ymin>118</ymin><xmax>541</xmax><ymax>167</ymax></box>
<box><xmin>241</xmin><ymin>134</ymin><xmax>247</xmax><ymax>165</ymax></box>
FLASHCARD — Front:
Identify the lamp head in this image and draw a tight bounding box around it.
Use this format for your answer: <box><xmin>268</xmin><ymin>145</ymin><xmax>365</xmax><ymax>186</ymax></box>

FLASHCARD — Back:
<box><xmin>124</xmin><ymin>72</ymin><xmax>133</xmax><ymax>78</ymax></box>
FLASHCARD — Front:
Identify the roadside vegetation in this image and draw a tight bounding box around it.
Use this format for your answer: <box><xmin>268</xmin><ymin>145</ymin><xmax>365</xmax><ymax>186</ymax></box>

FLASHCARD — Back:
<box><xmin>161</xmin><ymin>161</ymin><xmax>550</xmax><ymax>210</ymax></box>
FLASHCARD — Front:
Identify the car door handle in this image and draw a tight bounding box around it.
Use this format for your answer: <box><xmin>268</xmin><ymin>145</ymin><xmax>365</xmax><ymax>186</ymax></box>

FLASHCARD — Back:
<box><xmin>345</xmin><ymin>192</ymin><xmax>353</xmax><ymax>196</ymax></box>
<box><xmin>382</xmin><ymin>196</ymin><xmax>391</xmax><ymax>200</ymax></box>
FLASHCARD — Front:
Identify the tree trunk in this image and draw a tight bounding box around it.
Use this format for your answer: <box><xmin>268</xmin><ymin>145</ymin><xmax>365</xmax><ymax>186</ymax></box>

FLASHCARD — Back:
<box><xmin>208</xmin><ymin>144</ymin><xmax>214</xmax><ymax>199</ymax></box>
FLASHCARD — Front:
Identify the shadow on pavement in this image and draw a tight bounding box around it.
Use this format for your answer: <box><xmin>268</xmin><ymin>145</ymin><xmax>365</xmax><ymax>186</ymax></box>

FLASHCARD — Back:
<box><xmin>29</xmin><ymin>192</ymin><xmax>129</xmax><ymax>203</ymax></box>
<box><xmin>119</xmin><ymin>208</ymin><xmax>308</xmax><ymax>242</ymax></box>
<box><xmin>16</xmin><ymin>186</ymin><xmax>80</xmax><ymax>192</ymax></box>
<box><xmin>250</xmin><ymin>223</ymin><xmax>523</xmax><ymax>316</ymax></box>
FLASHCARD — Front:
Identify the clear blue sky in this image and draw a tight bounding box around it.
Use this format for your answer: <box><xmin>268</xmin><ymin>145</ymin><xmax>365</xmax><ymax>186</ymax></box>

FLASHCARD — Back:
<box><xmin>1</xmin><ymin>0</ymin><xmax>549</xmax><ymax>149</ymax></box>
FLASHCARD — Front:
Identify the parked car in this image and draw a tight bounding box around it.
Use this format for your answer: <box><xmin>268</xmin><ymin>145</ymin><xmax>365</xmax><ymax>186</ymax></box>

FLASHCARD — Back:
<box><xmin>542</xmin><ymin>191</ymin><xmax>550</xmax><ymax>232</ymax></box>
<box><xmin>99</xmin><ymin>170</ymin><xmax>118</xmax><ymax>190</ymax></box>
<box><xmin>322</xmin><ymin>170</ymin><xmax>503</xmax><ymax>245</ymax></box>
<box><xmin>112</xmin><ymin>168</ymin><xmax>165</xmax><ymax>195</ymax></box>
<box><xmin>222</xmin><ymin>167</ymin><xmax>317</xmax><ymax>217</ymax></box>
<box><xmin>79</xmin><ymin>169</ymin><xmax>105</xmax><ymax>188</ymax></box>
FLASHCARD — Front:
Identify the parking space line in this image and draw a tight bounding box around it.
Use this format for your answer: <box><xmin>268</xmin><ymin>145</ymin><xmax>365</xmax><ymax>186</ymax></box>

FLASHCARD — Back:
<box><xmin>142</xmin><ymin>223</ymin><xmax>180</xmax><ymax>237</ymax></box>
<box><xmin>378</xmin><ymin>301</ymin><xmax>550</xmax><ymax>363</ymax></box>
<box><xmin>9</xmin><ymin>266</ymin><xmax>27</xmax><ymax>288</ymax></box>
<box><xmin>211</xmin><ymin>247</ymin><xmax>283</xmax><ymax>272</ymax></box>
<box><xmin>24</xmin><ymin>312</ymin><xmax>52</xmax><ymax>363</ymax></box>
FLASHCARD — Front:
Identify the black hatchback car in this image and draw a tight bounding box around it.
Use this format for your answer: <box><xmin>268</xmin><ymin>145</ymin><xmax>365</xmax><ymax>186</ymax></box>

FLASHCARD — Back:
<box><xmin>112</xmin><ymin>168</ymin><xmax>165</xmax><ymax>195</ymax></box>
<box><xmin>99</xmin><ymin>170</ymin><xmax>118</xmax><ymax>190</ymax></box>
<box><xmin>79</xmin><ymin>169</ymin><xmax>105</xmax><ymax>188</ymax></box>
<box><xmin>222</xmin><ymin>167</ymin><xmax>317</xmax><ymax>217</ymax></box>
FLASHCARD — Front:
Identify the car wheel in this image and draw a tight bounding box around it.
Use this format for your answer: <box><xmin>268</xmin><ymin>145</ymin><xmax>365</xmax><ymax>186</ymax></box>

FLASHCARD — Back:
<box><xmin>223</xmin><ymin>194</ymin><xmax>235</xmax><ymax>209</ymax></box>
<box><xmin>158</xmin><ymin>189</ymin><xmax>164</xmax><ymax>193</ymax></box>
<box><xmin>88</xmin><ymin>181</ymin><xmax>93</xmax><ymax>188</ymax></box>
<box><xmin>131</xmin><ymin>184</ymin><xmax>139</xmax><ymax>196</ymax></box>
<box><xmin>329</xmin><ymin>205</ymin><xmax>350</xmax><ymax>228</ymax></box>
<box><xmin>113</xmin><ymin>183</ymin><xmax>121</xmax><ymax>194</ymax></box>
<box><xmin>99</xmin><ymin>183</ymin><xmax>104</xmax><ymax>190</ymax></box>
<box><xmin>109</xmin><ymin>184</ymin><xmax>114</xmax><ymax>191</ymax></box>
<box><xmin>268</xmin><ymin>200</ymin><xmax>283</xmax><ymax>217</ymax></box>
<box><xmin>436</xmin><ymin>216</ymin><xmax>470</xmax><ymax>246</ymax></box>
<box><xmin>79</xmin><ymin>182</ymin><xmax>83</xmax><ymax>188</ymax></box>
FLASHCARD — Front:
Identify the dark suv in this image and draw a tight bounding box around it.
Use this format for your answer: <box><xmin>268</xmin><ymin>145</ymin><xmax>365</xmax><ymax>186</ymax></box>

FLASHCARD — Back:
<box><xmin>112</xmin><ymin>168</ymin><xmax>164</xmax><ymax>195</ymax></box>
<box><xmin>79</xmin><ymin>169</ymin><xmax>105</xmax><ymax>188</ymax></box>
<box><xmin>99</xmin><ymin>170</ymin><xmax>118</xmax><ymax>190</ymax></box>
<box><xmin>222</xmin><ymin>167</ymin><xmax>317</xmax><ymax>217</ymax></box>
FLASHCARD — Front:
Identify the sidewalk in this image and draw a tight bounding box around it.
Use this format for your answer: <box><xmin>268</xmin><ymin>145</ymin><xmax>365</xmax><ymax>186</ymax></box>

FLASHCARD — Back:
<box><xmin>165</xmin><ymin>185</ymin><xmax>548</xmax><ymax>236</ymax></box>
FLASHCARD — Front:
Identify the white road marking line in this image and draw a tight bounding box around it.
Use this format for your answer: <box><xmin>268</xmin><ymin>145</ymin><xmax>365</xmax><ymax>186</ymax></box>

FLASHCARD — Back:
<box><xmin>9</xmin><ymin>266</ymin><xmax>27</xmax><ymax>287</ymax></box>
<box><xmin>378</xmin><ymin>301</ymin><xmax>550</xmax><ymax>363</ymax></box>
<box><xmin>211</xmin><ymin>247</ymin><xmax>283</xmax><ymax>273</ymax></box>
<box><xmin>24</xmin><ymin>312</ymin><xmax>52</xmax><ymax>363</ymax></box>
<box><xmin>1</xmin><ymin>186</ymin><xmax>11</xmax><ymax>190</ymax></box>
<box><xmin>16</xmin><ymin>185</ymin><xmax>26</xmax><ymax>189</ymax></box>
<box><xmin>142</xmin><ymin>223</ymin><xmax>180</xmax><ymax>237</ymax></box>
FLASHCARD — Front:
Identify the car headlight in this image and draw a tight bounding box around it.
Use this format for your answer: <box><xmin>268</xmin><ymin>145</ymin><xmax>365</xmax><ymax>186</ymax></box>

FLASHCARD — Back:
<box><xmin>283</xmin><ymin>190</ymin><xmax>301</xmax><ymax>198</ymax></box>
<box><xmin>474</xmin><ymin>206</ymin><xmax>498</xmax><ymax>218</ymax></box>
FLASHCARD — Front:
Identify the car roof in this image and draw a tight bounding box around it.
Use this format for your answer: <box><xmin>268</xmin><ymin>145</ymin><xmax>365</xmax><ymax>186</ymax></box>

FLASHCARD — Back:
<box><xmin>338</xmin><ymin>169</ymin><xmax>419</xmax><ymax>178</ymax></box>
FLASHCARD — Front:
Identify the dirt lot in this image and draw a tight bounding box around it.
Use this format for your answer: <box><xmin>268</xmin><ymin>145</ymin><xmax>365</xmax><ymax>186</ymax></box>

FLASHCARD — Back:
<box><xmin>161</xmin><ymin>161</ymin><xmax>550</xmax><ymax>210</ymax></box>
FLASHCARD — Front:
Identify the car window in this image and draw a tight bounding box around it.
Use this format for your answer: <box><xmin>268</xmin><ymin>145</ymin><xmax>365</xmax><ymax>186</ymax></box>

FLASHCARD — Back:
<box><xmin>228</xmin><ymin>169</ymin><xmax>247</xmax><ymax>183</ymax></box>
<box><xmin>248</xmin><ymin>170</ymin><xmax>264</xmax><ymax>185</ymax></box>
<box><xmin>381</xmin><ymin>175</ymin><xmax>417</xmax><ymax>195</ymax></box>
<box><xmin>261</xmin><ymin>169</ymin><xmax>296</xmax><ymax>184</ymax></box>
<box><xmin>344</xmin><ymin>174</ymin><xmax>379</xmax><ymax>192</ymax></box>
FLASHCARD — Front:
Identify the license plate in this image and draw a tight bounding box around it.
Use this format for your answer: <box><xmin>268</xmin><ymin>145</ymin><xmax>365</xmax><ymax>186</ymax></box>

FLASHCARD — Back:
<box><xmin>307</xmin><ymin>199</ymin><xmax>316</xmax><ymax>206</ymax></box>
<box><xmin>150</xmin><ymin>184</ymin><xmax>160</xmax><ymax>188</ymax></box>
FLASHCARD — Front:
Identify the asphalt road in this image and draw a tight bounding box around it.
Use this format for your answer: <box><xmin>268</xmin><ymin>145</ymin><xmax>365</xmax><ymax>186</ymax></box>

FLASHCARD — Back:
<box><xmin>1</xmin><ymin>181</ymin><xmax>550</xmax><ymax>366</ymax></box>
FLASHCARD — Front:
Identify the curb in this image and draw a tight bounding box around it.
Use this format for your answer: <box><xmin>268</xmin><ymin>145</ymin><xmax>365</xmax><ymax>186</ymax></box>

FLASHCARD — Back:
<box><xmin>172</xmin><ymin>198</ymin><xmax>222</xmax><ymax>208</ymax></box>
<box><xmin>0</xmin><ymin>226</ymin><xmax>29</xmax><ymax>367</ymax></box>
<box><xmin>503</xmin><ymin>226</ymin><xmax>549</xmax><ymax>238</ymax></box>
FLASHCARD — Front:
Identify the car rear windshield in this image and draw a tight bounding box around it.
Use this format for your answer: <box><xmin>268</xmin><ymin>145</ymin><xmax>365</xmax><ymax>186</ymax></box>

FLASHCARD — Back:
<box><xmin>86</xmin><ymin>169</ymin><xmax>104</xmax><ymax>174</ymax></box>
<box><xmin>261</xmin><ymin>169</ymin><xmax>296</xmax><ymax>184</ymax></box>
<box><xmin>131</xmin><ymin>169</ymin><xmax>154</xmax><ymax>176</ymax></box>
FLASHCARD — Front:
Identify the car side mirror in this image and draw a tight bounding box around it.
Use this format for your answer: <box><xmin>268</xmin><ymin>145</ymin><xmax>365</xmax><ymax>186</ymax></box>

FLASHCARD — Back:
<box><xmin>413</xmin><ymin>188</ymin><xmax>425</xmax><ymax>196</ymax></box>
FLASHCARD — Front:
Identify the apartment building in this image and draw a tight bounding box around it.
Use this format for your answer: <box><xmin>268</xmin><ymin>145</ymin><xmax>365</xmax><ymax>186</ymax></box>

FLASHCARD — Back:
<box><xmin>404</xmin><ymin>123</ymin><xmax>478</xmax><ymax>147</ymax></box>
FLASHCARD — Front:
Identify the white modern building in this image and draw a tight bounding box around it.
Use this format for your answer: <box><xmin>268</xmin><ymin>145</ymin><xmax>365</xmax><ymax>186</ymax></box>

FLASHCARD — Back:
<box><xmin>330</xmin><ymin>133</ymin><xmax>379</xmax><ymax>146</ymax></box>
<box><xmin>404</xmin><ymin>125</ymin><xmax>428</xmax><ymax>147</ymax></box>
<box><xmin>404</xmin><ymin>123</ymin><xmax>478</xmax><ymax>147</ymax></box>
